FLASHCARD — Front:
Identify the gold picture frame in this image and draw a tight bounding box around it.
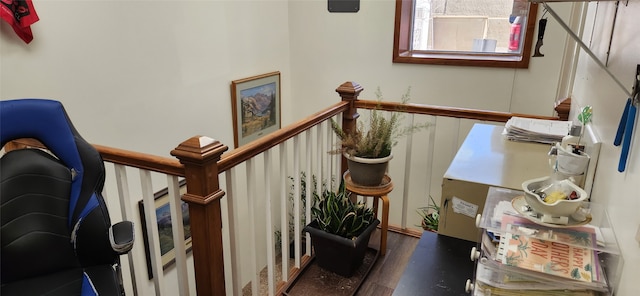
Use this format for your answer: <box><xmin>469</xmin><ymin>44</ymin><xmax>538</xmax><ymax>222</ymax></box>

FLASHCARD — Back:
<box><xmin>231</xmin><ymin>71</ymin><xmax>281</xmax><ymax>148</ymax></box>
<box><xmin>138</xmin><ymin>181</ymin><xmax>190</xmax><ymax>279</ymax></box>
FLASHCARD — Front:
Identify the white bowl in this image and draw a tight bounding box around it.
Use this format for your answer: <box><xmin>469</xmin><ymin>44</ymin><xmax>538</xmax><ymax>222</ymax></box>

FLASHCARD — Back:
<box><xmin>522</xmin><ymin>176</ymin><xmax>588</xmax><ymax>217</ymax></box>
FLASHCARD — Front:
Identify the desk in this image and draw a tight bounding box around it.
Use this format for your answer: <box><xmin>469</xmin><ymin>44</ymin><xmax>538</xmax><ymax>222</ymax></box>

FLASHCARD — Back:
<box><xmin>393</xmin><ymin>231</ymin><xmax>476</xmax><ymax>296</ymax></box>
<box><xmin>438</xmin><ymin>123</ymin><xmax>552</xmax><ymax>242</ymax></box>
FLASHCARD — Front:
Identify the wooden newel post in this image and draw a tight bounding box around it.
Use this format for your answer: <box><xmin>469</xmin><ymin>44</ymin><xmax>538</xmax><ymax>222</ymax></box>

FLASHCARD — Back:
<box><xmin>336</xmin><ymin>81</ymin><xmax>364</xmax><ymax>175</ymax></box>
<box><xmin>171</xmin><ymin>136</ymin><xmax>229</xmax><ymax>296</ymax></box>
<box><xmin>555</xmin><ymin>97</ymin><xmax>571</xmax><ymax>121</ymax></box>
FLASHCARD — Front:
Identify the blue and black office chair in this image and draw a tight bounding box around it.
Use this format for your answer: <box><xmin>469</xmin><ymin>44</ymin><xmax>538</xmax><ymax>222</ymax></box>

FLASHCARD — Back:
<box><xmin>1</xmin><ymin>99</ymin><xmax>135</xmax><ymax>295</ymax></box>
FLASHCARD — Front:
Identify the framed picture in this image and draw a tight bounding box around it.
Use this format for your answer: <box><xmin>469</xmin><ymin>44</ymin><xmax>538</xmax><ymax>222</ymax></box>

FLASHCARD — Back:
<box><xmin>138</xmin><ymin>180</ymin><xmax>190</xmax><ymax>279</ymax></box>
<box><xmin>231</xmin><ymin>71</ymin><xmax>281</xmax><ymax>148</ymax></box>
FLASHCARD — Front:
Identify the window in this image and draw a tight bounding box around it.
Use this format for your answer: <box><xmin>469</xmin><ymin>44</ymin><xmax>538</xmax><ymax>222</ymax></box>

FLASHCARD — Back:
<box><xmin>393</xmin><ymin>0</ymin><xmax>538</xmax><ymax>68</ymax></box>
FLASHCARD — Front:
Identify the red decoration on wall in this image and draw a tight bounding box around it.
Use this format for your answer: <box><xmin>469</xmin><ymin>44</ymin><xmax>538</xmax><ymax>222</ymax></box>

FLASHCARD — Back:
<box><xmin>1</xmin><ymin>0</ymin><xmax>39</xmax><ymax>43</ymax></box>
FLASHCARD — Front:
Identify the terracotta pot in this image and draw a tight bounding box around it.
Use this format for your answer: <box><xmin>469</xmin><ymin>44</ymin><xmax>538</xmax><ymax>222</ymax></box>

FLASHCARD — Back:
<box><xmin>345</xmin><ymin>153</ymin><xmax>393</xmax><ymax>186</ymax></box>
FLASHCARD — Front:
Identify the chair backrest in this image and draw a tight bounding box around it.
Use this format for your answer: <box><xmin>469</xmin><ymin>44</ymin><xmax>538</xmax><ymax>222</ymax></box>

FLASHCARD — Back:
<box><xmin>1</xmin><ymin>148</ymin><xmax>79</xmax><ymax>281</ymax></box>
<box><xmin>0</xmin><ymin>99</ymin><xmax>117</xmax><ymax>284</ymax></box>
<box><xmin>0</xmin><ymin>99</ymin><xmax>104</xmax><ymax>228</ymax></box>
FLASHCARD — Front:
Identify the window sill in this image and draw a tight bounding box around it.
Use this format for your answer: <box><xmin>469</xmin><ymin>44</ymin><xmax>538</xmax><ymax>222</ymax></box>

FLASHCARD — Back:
<box><xmin>393</xmin><ymin>50</ymin><xmax>530</xmax><ymax>68</ymax></box>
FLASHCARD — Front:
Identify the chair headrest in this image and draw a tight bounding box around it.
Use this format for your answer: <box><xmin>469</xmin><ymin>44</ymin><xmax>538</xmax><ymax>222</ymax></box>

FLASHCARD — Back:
<box><xmin>1</xmin><ymin>99</ymin><xmax>102</xmax><ymax>227</ymax></box>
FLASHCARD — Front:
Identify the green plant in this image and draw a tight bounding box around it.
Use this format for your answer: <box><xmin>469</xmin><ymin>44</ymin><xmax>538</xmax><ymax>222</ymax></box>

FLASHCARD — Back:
<box><xmin>577</xmin><ymin>105</ymin><xmax>592</xmax><ymax>145</ymax></box>
<box><xmin>417</xmin><ymin>195</ymin><xmax>440</xmax><ymax>232</ymax></box>
<box><xmin>286</xmin><ymin>172</ymin><xmax>326</xmax><ymax>236</ymax></box>
<box><xmin>330</xmin><ymin>87</ymin><xmax>431</xmax><ymax>158</ymax></box>
<box><xmin>311</xmin><ymin>180</ymin><xmax>375</xmax><ymax>239</ymax></box>
<box><xmin>274</xmin><ymin>172</ymin><xmax>328</xmax><ymax>250</ymax></box>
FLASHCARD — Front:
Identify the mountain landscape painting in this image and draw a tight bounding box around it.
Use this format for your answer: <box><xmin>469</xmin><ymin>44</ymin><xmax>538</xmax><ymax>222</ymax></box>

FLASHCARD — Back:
<box><xmin>240</xmin><ymin>82</ymin><xmax>277</xmax><ymax>138</ymax></box>
<box><xmin>231</xmin><ymin>71</ymin><xmax>281</xmax><ymax>147</ymax></box>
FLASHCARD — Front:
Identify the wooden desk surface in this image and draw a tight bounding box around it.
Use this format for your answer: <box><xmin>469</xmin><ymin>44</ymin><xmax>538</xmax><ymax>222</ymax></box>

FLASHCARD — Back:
<box><xmin>392</xmin><ymin>231</ymin><xmax>476</xmax><ymax>296</ymax></box>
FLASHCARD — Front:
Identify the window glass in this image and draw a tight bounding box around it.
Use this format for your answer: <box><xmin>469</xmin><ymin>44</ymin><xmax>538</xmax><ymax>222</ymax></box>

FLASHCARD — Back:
<box><xmin>394</xmin><ymin>0</ymin><xmax>538</xmax><ymax>68</ymax></box>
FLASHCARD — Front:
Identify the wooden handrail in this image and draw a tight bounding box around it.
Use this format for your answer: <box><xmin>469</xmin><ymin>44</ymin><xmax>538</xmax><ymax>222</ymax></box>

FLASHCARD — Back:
<box><xmin>5</xmin><ymin>138</ymin><xmax>184</xmax><ymax>176</ymax></box>
<box><xmin>94</xmin><ymin>144</ymin><xmax>184</xmax><ymax>176</ymax></box>
<box><xmin>217</xmin><ymin>101</ymin><xmax>350</xmax><ymax>173</ymax></box>
<box><xmin>354</xmin><ymin>100</ymin><xmax>560</xmax><ymax>122</ymax></box>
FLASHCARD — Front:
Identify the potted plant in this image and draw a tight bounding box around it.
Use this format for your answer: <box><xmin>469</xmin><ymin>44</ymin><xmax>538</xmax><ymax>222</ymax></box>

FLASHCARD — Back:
<box><xmin>417</xmin><ymin>196</ymin><xmax>440</xmax><ymax>232</ymax></box>
<box><xmin>303</xmin><ymin>179</ymin><xmax>379</xmax><ymax>277</ymax></box>
<box><xmin>330</xmin><ymin>87</ymin><xmax>431</xmax><ymax>186</ymax></box>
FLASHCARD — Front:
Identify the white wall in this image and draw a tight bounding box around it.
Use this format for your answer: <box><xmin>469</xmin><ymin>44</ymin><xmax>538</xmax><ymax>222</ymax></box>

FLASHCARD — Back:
<box><xmin>570</xmin><ymin>2</ymin><xmax>640</xmax><ymax>295</ymax></box>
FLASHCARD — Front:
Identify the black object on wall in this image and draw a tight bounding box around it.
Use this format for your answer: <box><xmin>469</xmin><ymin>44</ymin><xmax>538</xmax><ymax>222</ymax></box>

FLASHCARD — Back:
<box><xmin>328</xmin><ymin>0</ymin><xmax>359</xmax><ymax>13</ymax></box>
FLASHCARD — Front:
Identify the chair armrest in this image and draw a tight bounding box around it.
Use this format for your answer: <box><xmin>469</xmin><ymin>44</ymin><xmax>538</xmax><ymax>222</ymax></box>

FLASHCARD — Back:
<box><xmin>109</xmin><ymin>221</ymin><xmax>135</xmax><ymax>254</ymax></box>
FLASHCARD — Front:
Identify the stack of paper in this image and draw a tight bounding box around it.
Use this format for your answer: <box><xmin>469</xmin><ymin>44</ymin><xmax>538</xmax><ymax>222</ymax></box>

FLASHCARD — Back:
<box><xmin>503</xmin><ymin>117</ymin><xmax>572</xmax><ymax>144</ymax></box>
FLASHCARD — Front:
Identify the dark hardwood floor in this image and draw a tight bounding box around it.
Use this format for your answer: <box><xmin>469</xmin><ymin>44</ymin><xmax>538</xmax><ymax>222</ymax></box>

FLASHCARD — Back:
<box><xmin>356</xmin><ymin>229</ymin><xmax>421</xmax><ymax>296</ymax></box>
<box><xmin>244</xmin><ymin>229</ymin><xmax>421</xmax><ymax>296</ymax></box>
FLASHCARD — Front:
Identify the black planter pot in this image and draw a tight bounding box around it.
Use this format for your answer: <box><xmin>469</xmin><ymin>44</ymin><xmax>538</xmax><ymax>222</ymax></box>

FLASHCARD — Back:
<box><xmin>303</xmin><ymin>219</ymin><xmax>380</xmax><ymax>277</ymax></box>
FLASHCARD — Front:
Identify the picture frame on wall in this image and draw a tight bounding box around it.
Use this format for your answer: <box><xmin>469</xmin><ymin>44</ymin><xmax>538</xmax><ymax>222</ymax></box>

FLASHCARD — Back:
<box><xmin>138</xmin><ymin>180</ymin><xmax>190</xmax><ymax>279</ymax></box>
<box><xmin>231</xmin><ymin>71</ymin><xmax>281</xmax><ymax>148</ymax></box>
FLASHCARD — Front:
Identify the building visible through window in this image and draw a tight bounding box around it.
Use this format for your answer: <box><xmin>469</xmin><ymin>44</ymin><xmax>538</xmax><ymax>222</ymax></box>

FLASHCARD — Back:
<box><xmin>413</xmin><ymin>0</ymin><xmax>529</xmax><ymax>53</ymax></box>
<box><xmin>394</xmin><ymin>0</ymin><xmax>538</xmax><ymax>68</ymax></box>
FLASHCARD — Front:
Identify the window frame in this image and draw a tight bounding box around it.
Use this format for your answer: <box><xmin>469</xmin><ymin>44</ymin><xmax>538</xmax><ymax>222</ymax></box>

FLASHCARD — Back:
<box><xmin>393</xmin><ymin>0</ymin><xmax>539</xmax><ymax>68</ymax></box>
